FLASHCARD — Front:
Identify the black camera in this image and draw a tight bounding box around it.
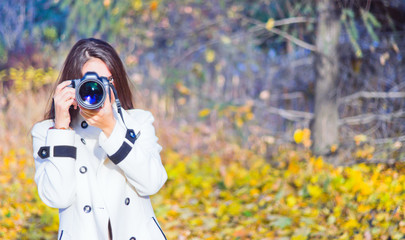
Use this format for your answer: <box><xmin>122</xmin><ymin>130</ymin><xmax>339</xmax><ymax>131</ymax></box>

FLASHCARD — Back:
<box><xmin>67</xmin><ymin>72</ymin><xmax>110</xmax><ymax>110</ymax></box>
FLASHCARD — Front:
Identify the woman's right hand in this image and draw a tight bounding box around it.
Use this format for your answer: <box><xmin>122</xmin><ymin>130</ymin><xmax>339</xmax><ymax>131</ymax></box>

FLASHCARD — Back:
<box><xmin>53</xmin><ymin>81</ymin><xmax>77</xmax><ymax>129</ymax></box>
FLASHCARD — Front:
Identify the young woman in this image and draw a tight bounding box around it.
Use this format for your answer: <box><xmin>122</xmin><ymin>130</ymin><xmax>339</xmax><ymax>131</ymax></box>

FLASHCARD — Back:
<box><xmin>31</xmin><ymin>38</ymin><xmax>168</xmax><ymax>240</ymax></box>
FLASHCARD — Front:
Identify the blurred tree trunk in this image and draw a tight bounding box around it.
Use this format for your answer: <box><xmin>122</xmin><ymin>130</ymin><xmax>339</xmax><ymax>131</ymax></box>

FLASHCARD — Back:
<box><xmin>312</xmin><ymin>0</ymin><xmax>340</xmax><ymax>156</ymax></box>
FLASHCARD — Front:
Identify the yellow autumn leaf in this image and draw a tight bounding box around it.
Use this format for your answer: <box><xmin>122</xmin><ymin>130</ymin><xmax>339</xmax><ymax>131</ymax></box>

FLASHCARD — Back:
<box><xmin>190</xmin><ymin>218</ymin><xmax>203</xmax><ymax>226</ymax></box>
<box><xmin>314</xmin><ymin>156</ymin><xmax>324</xmax><ymax>170</ymax></box>
<box><xmin>205</xmin><ymin>49</ymin><xmax>216</xmax><ymax>63</ymax></box>
<box><xmin>287</xmin><ymin>160</ymin><xmax>300</xmax><ymax>174</ymax></box>
<box><xmin>103</xmin><ymin>0</ymin><xmax>111</xmax><ymax>7</ymax></box>
<box><xmin>224</xmin><ymin>171</ymin><xmax>234</xmax><ymax>188</ymax></box>
<box><xmin>358</xmin><ymin>204</ymin><xmax>371</xmax><ymax>213</ymax></box>
<box><xmin>286</xmin><ymin>195</ymin><xmax>297</xmax><ymax>207</ymax></box>
<box><xmin>294</xmin><ymin>129</ymin><xmax>304</xmax><ymax>144</ymax></box>
<box><xmin>303</xmin><ymin>139</ymin><xmax>312</xmax><ymax>148</ymax></box>
<box><xmin>343</xmin><ymin>218</ymin><xmax>360</xmax><ymax>229</ymax></box>
<box><xmin>354</xmin><ymin>134</ymin><xmax>367</xmax><ymax>145</ymax></box>
<box><xmin>246</xmin><ymin>112</ymin><xmax>254</xmax><ymax>121</ymax></box>
<box><xmin>265</xmin><ymin>18</ymin><xmax>275</xmax><ymax>31</ymax></box>
<box><xmin>359</xmin><ymin>181</ymin><xmax>372</xmax><ymax>196</ymax></box>
<box><xmin>17</xmin><ymin>172</ymin><xmax>26</xmax><ymax>180</ymax></box>
<box><xmin>132</xmin><ymin>0</ymin><xmax>142</xmax><ymax>11</ymax></box>
<box><xmin>302</xmin><ymin>128</ymin><xmax>311</xmax><ymax>141</ymax></box>
<box><xmin>375</xmin><ymin>213</ymin><xmax>387</xmax><ymax>222</ymax></box>
<box><xmin>166</xmin><ymin>209</ymin><xmax>179</xmax><ymax>218</ymax></box>
<box><xmin>175</xmin><ymin>82</ymin><xmax>190</xmax><ymax>95</ymax></box>
<box><xmin>217</xmin><ymin>203</ymin><xmax>227</xmax><ymax>217</ymax></box>
<box><xmin>355</xmin><ymin>149</ymin><xmax>364</xmax><ymax>159</ymax></box>
<box><xmin>149</xmin><ymin>0</ymin><xmax>158</xmax><ymax>11</ymax></box>
<box><xmin>228</xmin><ymin>202</ymin><xmax>242</xmax><ymax>216</ymax></box>
<box><xmin>353</xmin><ymin>234</ymin><xmax>363</xmax><ymax>240</ymax></box>
<box><xmin>307</xmin><ymin>184</ymin><xmax>322</xmax><ymax>198</ymax></box>
<box><xmin>330</xmin><ymin>144</ymin><xmax>338</xmax><ymax>153</ymax></box>
<box><xmin>300</xmin><ymin>128</ymin><xmax>311</xmax><ymax>148</ymax></box>
<box><xmin>291</xmin><ymin>235</ymin><xmax>307</xmax><ymax>240</ymax></box>
<box><xmin>198</xmin><ymin>108</ymin><xmax>211</xmax><ymax>118</ymax></box>
<box><xmin>235</xmin><ymin>117</ymin><xmax>244</xmax><ymax>128</ymax></box>
<box><xmin>250</xmin><ymin>188</ymin><xmax>260</xmax><ymax>196</ymax></box>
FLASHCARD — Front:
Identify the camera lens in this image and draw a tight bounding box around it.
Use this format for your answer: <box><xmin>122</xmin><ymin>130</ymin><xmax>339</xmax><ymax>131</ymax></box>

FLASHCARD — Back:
<box><xmin>77</xmin><ymin>80</ymin><xmax>106</xmax><ymax>109</ymax></box>
<box><xmin>73</xmin><ymin>72</ymin><xmax>107</xmax><ymax>110</ymax></box>
<box><xmin>79</xmin><ymin>81</ymin><xmax>103</xmax><ymax>104</ymax></box>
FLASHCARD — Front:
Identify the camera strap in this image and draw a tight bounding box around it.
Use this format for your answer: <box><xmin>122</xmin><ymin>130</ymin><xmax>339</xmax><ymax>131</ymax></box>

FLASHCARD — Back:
<box><xmin>109</xmin><ymin>83</ymin><xmax>128</xmax><ymax>129</ymax></box>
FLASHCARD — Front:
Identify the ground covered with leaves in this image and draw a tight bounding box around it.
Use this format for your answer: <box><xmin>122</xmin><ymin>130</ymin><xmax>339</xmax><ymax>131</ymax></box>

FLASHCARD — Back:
<box><xmin>1</xmin><ymin>144</ymin><xmax>405</xmax><ymax>239</ymax></box>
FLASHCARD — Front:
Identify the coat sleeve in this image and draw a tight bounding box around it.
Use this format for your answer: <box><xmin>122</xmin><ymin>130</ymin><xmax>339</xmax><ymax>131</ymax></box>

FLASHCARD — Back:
<box><xmin>98</xmin><ymin>110</ymin><xmax>167</xmax><ymax>196</ymax></box>
<box><xmin>31</xmin><ymin>121</ymin><xmax>77</xmax><ymax>208</ymax></box>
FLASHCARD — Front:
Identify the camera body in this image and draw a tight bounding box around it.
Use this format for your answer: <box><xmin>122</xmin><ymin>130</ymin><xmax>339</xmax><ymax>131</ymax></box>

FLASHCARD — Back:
<box><xmin>68</xmin><ymin>72</ymin><xmax>110</xmax><ymax>110</ymax></box>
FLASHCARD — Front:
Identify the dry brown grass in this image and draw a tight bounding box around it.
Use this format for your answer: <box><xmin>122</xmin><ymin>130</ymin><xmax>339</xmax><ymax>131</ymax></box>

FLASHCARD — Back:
<box><xmin>0</xmin><ymin>88</ymin><xmax>50</xmax><ymax>155</ymax></box>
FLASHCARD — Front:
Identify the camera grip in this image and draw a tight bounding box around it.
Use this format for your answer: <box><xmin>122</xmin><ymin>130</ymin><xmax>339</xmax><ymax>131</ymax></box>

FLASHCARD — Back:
<box><xmin>67</xmin><ymin>79</ymin><xmax>79</xmax><ymax>89</ymax></box>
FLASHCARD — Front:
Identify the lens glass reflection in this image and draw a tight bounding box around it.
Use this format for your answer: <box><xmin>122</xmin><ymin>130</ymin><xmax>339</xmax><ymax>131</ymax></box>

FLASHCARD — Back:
<box><xmin>79</xmin><ymin>81</ymin><xmax>104</xmax><ymax>106</ymax></box>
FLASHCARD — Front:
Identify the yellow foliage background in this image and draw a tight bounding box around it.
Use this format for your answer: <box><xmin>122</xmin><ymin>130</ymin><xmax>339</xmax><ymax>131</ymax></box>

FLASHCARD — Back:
<box><xmin>1</xmin><ymin>69</ymin><xmax>405</xmax><ymax>239</ymax></box>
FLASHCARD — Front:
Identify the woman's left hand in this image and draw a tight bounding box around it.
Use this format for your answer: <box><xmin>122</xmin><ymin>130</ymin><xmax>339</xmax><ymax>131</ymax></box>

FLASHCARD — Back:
<box><xmin>80</xmin><ymin>91</ymin><xmax>116</xmax><ymax>137</ymax></box>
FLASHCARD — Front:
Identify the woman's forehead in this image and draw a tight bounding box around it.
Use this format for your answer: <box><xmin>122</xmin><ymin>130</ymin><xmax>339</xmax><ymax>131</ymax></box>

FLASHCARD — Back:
<box><xmin>82</xmin><ymin>58</ymin><xmax>111</xmax><ymax>77</ymax></box>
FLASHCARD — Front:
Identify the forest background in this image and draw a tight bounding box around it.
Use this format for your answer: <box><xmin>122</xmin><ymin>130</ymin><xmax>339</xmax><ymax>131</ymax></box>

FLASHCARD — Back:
<box><xmin>1</xmin><ymin>0</ymin><xmax>405</xmax><ymax>239</ymax></box>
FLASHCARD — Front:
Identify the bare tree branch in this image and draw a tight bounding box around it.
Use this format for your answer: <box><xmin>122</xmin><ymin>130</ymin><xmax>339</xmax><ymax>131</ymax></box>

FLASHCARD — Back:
<box><xmin>339</xmin><ymin>110</ymin><xmax>405</xmax><ymax>125</ymax></box>
<box><xmin>267</xmin><ymin>27</ymin><xmax>318</xmax><ymax>52</ymax></box>
<box><xmin>269</xmin><ymin>92</ymin><xmax>305</xmax><ymax>101</ymax></box>
<box><xmin>170</xmin><ymin>21</ymin><xmax>263</xmax><ymax>67</ymax></box>
<box><xmin>373</xmin><ymin>135</ymin><xmax>405</xmax><ymax>144</ymax></box>
<box><xmin>268</xmin><ymin>106</ymin><xmax>314</xmax><ymax>121</ymax></box>
<box><xmin>366</xmin><ymin>0</ymin><xmax>372</xmax><ymax>12</ymax></box>
<box><xmin>273</xmin><ymin>17</ymin><xmax>316</xmax><ymax>27</ymax></box>
<box><xmin>338</xmin><ymin>91</ymin><xmax>405</xmax><ymax>104</ymax></box>
<box><xmin>233</xmin><ymin>99</ymin><xmax>314</xmax><ymax>122</ymax></box>
<box><xmin>241</xmin><ymin>16</ymin><xmax>318</xmax><ymax>52</ymax></box>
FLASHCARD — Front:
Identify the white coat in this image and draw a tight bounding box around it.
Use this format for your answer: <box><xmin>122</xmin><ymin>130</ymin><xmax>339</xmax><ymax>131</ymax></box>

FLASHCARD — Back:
<box><xmin>31</xmin><ymin>106</ymin><xmax>168</xmax><ymax>240</ymax></box>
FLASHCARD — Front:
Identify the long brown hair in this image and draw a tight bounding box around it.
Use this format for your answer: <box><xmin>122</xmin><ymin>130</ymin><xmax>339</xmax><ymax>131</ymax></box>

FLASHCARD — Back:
<box><xmin>44</xmin><ymin>38</ymin><xmax>134</xmax><ymax>121</ymax></box>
